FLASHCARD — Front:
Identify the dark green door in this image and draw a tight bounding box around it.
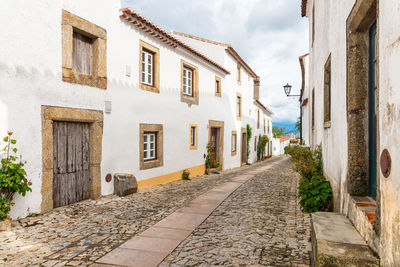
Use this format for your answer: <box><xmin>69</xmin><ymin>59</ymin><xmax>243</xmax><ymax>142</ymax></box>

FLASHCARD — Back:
<box><xmin>368</xmin><ymin>21</ymin><xmax>377</xmax><ymax>199</ymax></box>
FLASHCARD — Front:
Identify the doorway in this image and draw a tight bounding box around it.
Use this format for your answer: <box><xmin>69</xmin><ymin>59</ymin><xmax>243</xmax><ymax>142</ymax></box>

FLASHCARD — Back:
<box><xmin>208</xmin><ymin>120</ymin><xmax>224</xmax><ymax>170</ymax></box>
<box><xmin>241</xmin><ymin>129</ymin><xmax>247</xmax><ymax>165</ymax></box>
<box><xmin>53</xmin><ymin>122</ymin><xmax>90</xmax><ymax>208</ymax></box>
<box><xmin>368</xmin><ymin>21</ymin><xmax>377</xmax><ymax>199</ymax></box>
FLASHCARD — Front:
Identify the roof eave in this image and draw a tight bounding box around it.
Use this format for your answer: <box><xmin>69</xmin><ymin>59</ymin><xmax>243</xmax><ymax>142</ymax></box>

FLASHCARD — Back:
<box><xmin>120</xmin><ymin>8</ymin><xmax>230</xmax><ymax>75</ymax></box>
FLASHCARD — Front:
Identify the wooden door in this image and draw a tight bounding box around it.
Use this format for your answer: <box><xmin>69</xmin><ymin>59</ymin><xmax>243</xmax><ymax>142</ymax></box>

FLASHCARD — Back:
<box><xmin>53</xmin><ymin>122</ymin><xmax>90</xmax><ymax>208</ymax></box>
<box><xmin>210</xmin><ymin>128</ymin><xmax>218</xmax><ymax>162</ymax></box>
<box><xmin>241</xmin><ymin>132</ymin><xmax>247</xmax><ymax>164</ymax></box>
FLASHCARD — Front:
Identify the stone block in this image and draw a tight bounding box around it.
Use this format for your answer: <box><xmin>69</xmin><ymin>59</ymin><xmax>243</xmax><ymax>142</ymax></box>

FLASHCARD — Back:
<box><xmin>114</xmin><ymin>173</ymin><xmax>137</xmax><ymax>197</ymax></box>
<box><xmin>311</xmin><ymin>212</ymin><xmax>379</xmax><ymax>267</ymax></box>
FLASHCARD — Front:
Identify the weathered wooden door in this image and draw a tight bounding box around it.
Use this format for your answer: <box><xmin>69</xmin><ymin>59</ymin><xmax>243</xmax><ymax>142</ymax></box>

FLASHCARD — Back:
<box><xmin>241</xmin><ymin>132</ymin><xmax>247</xmax><ymax>165</ymax></box>
<box><xmin>210</xmin><ymin>128</ymin><xmax>218</xmax><ymax>162</ymax></box>
<box><xmin>53</xmin><ymin>122</ymin><xmax>90</xmax><ymax>208</ymax></box>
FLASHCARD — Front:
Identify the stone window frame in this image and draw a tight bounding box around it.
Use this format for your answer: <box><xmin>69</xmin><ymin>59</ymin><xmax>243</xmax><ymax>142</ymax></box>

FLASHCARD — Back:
<box><xmin>189</xmin><ymin>124</ymin><xmax>198</xmax><ymax>150</ymax></box>
<box><xmin>324</xmin><ymin>54</ymin><xmax>332</xmax><ymax>128</ymax></box>
<box><xmin>215</xmin><ymin>76</ymin><xmax>222</xmax><ymax>97</ymax></box>
<box><xmin>236</xmin><ymin>92</ymin><xmax>242</xmax><ymax>120</ymax></box>
<box><xmin>139</xmin><ymin>40</ymin><xmax>160</xmax><ymax>93</ymax></box>
<box><xmin>139</xmin><ymin>124</ymin><xmax>163</xmax><ymax>170</ymax></box>
<box><xmin>257</xmin><ymin>109</ymin><xmax>260</xmax><ymax>129</ymax></box>
<box><xmin>180</xmin><ymin>60</ymin><xmax>199</xmax><ymax>106</ymax></box>
<box><xmin>62</xmin><ymin>10</ymin><xmax>107</xmax><ymax>89</ymax></box>
<box><xmin>41</xmin><ymin>106</ymin><xmax>103</xmax><ymax>213</ymax></box>
<box><xmin>231</xmin><ymin>131</ymin><xmax>237</xmax><ymax>155</ymax></box>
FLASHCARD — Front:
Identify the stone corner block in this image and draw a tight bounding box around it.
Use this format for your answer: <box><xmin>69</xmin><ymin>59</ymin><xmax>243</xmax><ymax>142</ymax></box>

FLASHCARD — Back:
<box><xmin>114</xmin><ymin>173</ymin><xmax>138</xmax><ymax>197</ymax></box>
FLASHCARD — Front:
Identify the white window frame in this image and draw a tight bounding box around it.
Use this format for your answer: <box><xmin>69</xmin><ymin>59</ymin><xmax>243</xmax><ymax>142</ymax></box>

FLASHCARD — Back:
<box><xmin>183</xmin><ymin>67</ymin><xmax>193</xmax><ymax>96</ymax></box>
<box><xmin>143</xmin><ymin>133</ymin><xmax>156</xmax><ymax>160</ymax></box>
<box><xmin>142</xmin><ymin>50</ymin><xmax>153</xmax><ymax>86</ymax></box>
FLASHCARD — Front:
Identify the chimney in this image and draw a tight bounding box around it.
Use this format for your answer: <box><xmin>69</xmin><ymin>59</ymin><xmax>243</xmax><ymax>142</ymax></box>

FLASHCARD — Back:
<box><xmin>254</xmin><ymin>77</ymin><xmax>260</xmax><ymax>100</ymax></box>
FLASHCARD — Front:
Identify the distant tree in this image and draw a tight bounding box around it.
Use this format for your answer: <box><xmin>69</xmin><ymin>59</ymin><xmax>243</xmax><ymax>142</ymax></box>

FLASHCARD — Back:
<box><xmin>295</xmin><ymin>117</ymin><xmax>301</xmax><ymax>133</ymax></box>
<box><xmin>272</xmin><ymin>126</ymin><xmax>286</xmax><ymax>138</ymax></box>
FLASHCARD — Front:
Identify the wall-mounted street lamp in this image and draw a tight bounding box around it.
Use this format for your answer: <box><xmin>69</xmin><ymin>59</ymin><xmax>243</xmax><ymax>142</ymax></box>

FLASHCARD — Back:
<box><xmin>283</xmin><ymin>83</ymin><xmax>302</xmax><ymax>144</ymax></box>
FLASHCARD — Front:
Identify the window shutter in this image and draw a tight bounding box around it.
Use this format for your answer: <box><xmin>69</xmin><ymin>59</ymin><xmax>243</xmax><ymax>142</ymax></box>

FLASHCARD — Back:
<box><xmin>73</xmin><ymin>32</ymin><xmax>93</xmax><ymax>75</ymax></box>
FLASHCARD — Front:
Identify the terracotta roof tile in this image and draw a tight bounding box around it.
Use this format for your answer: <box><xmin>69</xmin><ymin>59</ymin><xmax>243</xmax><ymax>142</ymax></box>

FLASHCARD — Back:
<box><xmin>172</xmin><ymin>31</ymin><xmax>258</xmax><ymax>78</ymax></box>
<box><xmin>120</xmin><ymin>8</ymin><xmax>230</xmax><ymax>74</ymax></box>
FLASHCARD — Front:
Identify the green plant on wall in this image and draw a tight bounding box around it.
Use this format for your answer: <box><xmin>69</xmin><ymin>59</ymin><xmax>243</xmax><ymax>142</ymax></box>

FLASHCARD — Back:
<box><xmin>205</xmin><ymin>142</ymin><xmax>220</xmax><ymax>169</ymax></box>
<box><xmin>0</xmin><ymin>132</ymin><xmax>32</xmax><ymax>221</ymax></box>
<box><xmin>257</xmin><ymin>135</ymin><xmax>269</xmax><ymax>161</ymax></box>
<box><xmin>246</xmin><ymin>124</ymin><xmax>252</xmax><ymax>162</ymax></box>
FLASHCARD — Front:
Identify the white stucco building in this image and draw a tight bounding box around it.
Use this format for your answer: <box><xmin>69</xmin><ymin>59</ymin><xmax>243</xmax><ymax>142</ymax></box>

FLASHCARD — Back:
<box><xmin>0</xmin><ymin>1</ymin><xmax>273</xmax><ymax>219</ymax></box>
<box><xmin>301</xmin><ymin>0</ymin><xmax>400</xmax><ymax>264</ymax></box>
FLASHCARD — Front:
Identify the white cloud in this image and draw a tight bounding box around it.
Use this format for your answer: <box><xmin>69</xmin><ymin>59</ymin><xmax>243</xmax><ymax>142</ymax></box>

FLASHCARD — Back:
<box><xmin>121</xmin><ymin>0</ymin><xmax>309</xmax><ymax>123</ymax></box>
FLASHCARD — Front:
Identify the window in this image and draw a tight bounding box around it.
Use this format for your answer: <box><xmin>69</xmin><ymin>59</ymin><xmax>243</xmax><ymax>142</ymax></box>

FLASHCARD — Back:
<box><xmin>232</xmin><ymin>131</ymin><xmax>237</xmax><ymax>155</ymax></box>
<box><xmin>312</xmin><ymin>4</ymin><xmax>315</xmax><ymax>47</ymax></box>
<box><xmin>141</xmin><ymin>50</ymin><xmax>153</xmax><ymax>86</ymax></box>
<box><xmin>143</xmin><ymin>133</ymin><xmax>156</xmax><ymax>160</ymax></box>
<box><xmin>237</xmin><ymin>64</ymin><xmax>241</xmax><ymax>83</ymax></box>
<box><xmin>254</xmin><ymin>136</ymin><xmax>257</xmax><ymax>151</ymax></box>
<box><xmin>190</xmin><ymin>124</ymin><xmax>198</xmax><ymax>149</ymax></box>
<box><xmin>263</xmin><ymin>118</ymin><xmax>266</xmax><ymax>134</ymax></box>
<box><xmin>257</xmin><ymin>110</ymin><xmax>260</xmax><ymax>129</ymax></box>
<box><xmin>183</xmin><ymin>67</ymin><xmax>193</xmax><ymax>96</ymax></box>
<box><xmin>62</xmin><ymin>10</ymin><xmax>107</xmax><ymax>89</ymax></box>
<box><xmin>215</xmin><ymin>76</ymin><xmax>221</xmax><ymax>97</ymax></box>
<box><xmin>267</xmin><ymin>120</ymin><xmax>270</xmax><ymax>133</ymax></box>
<box><xmin>324</xmin><ymin>55</ymin><xmax>331</xmax><ymax>127</ymax></box>
<box><xmin>312</xmin><ymin>88</ymin><xmax>315</xmax><ymax>129</ymax></box>
<box><xmin>236</xmin><ymin>93</ymin><xmax>242</xmax><ymax>120</ymax></box>
<box><xmin>72</xmin><ymin>32</ymin><xmax>93</xmax><ymax>75</ymax></box>
<box><xmin>139</xmin><ymin>40</ymin><xmax>160</xmax><ymax>93</ymax></box>
<box><xmin>140</xmin><ymin>124</ymin><xmax>163</xmax><ymax>170</ymax></box>
<box><xmin>180</xmin><ymin>60</ymin><xmax>199</xmax><ymax>106</ymax></box>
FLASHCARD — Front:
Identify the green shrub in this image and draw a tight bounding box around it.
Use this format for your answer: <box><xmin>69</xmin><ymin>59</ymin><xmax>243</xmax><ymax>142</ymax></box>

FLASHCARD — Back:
<box><xmin>257</xmin><ymin>135</ymin><xmax>269</xmax><ymax>161</ymax></box>
<box><xmin>0</xmin><ymin>132</ymin><xmax>32</xmax><ymax>221</ymax></box>
<box><xmin>287</xmin><ymin>145</ymin><xmax>333</xmax><ymax>213</ymax></box>
<box><xmin>182</xmin><ymin>169</ymin><xmax>190</xmax><ymax>180</ymax></box>
<box><xmin>246</xmin><ymin>124</ymin><xmax>252</xmax><ymax>162</ymax></box>
<box><xmin>298</xmin><ymin>177</ymin><xmax>332</xmax><ymax>213</ymax></box>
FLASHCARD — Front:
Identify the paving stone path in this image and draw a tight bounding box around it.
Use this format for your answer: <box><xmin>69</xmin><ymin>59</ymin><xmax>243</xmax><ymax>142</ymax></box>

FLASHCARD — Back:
<box><xmin>160</xmin><ymin>157</ymin><xmax>311</xmax><ymax>267</ymax></box>
<box><xmin>0</xmin><ymin>157</ymin><xmax>287</xmax><ymax>266</ymax></box>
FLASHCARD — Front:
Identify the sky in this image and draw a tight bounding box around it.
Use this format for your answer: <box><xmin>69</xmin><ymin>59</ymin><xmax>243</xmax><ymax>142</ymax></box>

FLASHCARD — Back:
<box><xmin>121</xmin><ymin>0</ymin><xmax>309</xmax><ymax>124</ymax></box>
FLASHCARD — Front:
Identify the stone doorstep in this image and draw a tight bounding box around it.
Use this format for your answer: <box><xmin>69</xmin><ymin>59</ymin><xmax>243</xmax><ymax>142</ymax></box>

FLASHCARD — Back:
<box><xmin>311</xmin><ymin>212</ymin><xmax>379</xmax><ymax>267</ymax></box>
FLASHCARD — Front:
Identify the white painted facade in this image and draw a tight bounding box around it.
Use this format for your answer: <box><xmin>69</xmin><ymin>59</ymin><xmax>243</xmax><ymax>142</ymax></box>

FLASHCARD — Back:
<box><xmin>173</xmin><ymin>33</ymin><xmax>274</xmax><ymax>167</ymax></box>
<box><xmin>299</xmin><ymin>54</ymin><xmax>311</xmax><ymax>146</ymax></box>
<box><xmin>0</xmin><ymin>0</ymin><xmax>272</xmax><ymax>219</ymax></box>
<box><xmin>302</xmin><ymin>0</ymin><xmax>400</xmax><ymax>264</ymax></box>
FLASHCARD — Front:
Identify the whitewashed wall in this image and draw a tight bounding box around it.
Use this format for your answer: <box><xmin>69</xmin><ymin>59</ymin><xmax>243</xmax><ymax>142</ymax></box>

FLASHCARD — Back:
<box><xmin>0</xmin><ymin>0</ymin><xmax>272</xmax><ymax>220</ymax></box>
<box><xmin>0</xmin><ymin>0</ymin><xmax>118</xmax><ymax>219</ymax></box>
<box><xmin>300</xmin><ymin>55</ymin><xmax>311</xmax><ymax>146</ymax></box>
<box><xmin>304</xmin><ymin>0</ymin><xmax>400</xmax><ymax>264</ymax></box>
<box><xmin>305</xmin><ymin>0</ymin><xmax>355</xmax><ymax>210</ymax></box>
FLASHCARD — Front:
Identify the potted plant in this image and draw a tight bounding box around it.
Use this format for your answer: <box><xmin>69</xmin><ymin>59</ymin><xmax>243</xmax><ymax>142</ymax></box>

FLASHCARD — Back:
<box><xmin>0</xmin><ymin>132</ymin><xmax>32</xmax><ymax>231</ymax></box>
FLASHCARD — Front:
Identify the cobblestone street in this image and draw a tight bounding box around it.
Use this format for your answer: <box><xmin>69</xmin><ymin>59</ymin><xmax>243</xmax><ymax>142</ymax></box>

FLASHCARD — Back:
<box><xmin>161</xmin><ymin>157</ymin><xmax>311</xmax><ymax>266</ymax></box>
<box><xmin>0</xmin><ymin>156</ymin><xmax>311</xmax><ymax>266</ymax></box>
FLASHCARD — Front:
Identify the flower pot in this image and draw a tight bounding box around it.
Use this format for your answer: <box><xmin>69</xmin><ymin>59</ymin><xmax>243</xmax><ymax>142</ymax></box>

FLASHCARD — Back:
<box><xmin>0</xmin><ymin>218</ymin><xmax>12</xmax><ymax>232</ymax></box>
